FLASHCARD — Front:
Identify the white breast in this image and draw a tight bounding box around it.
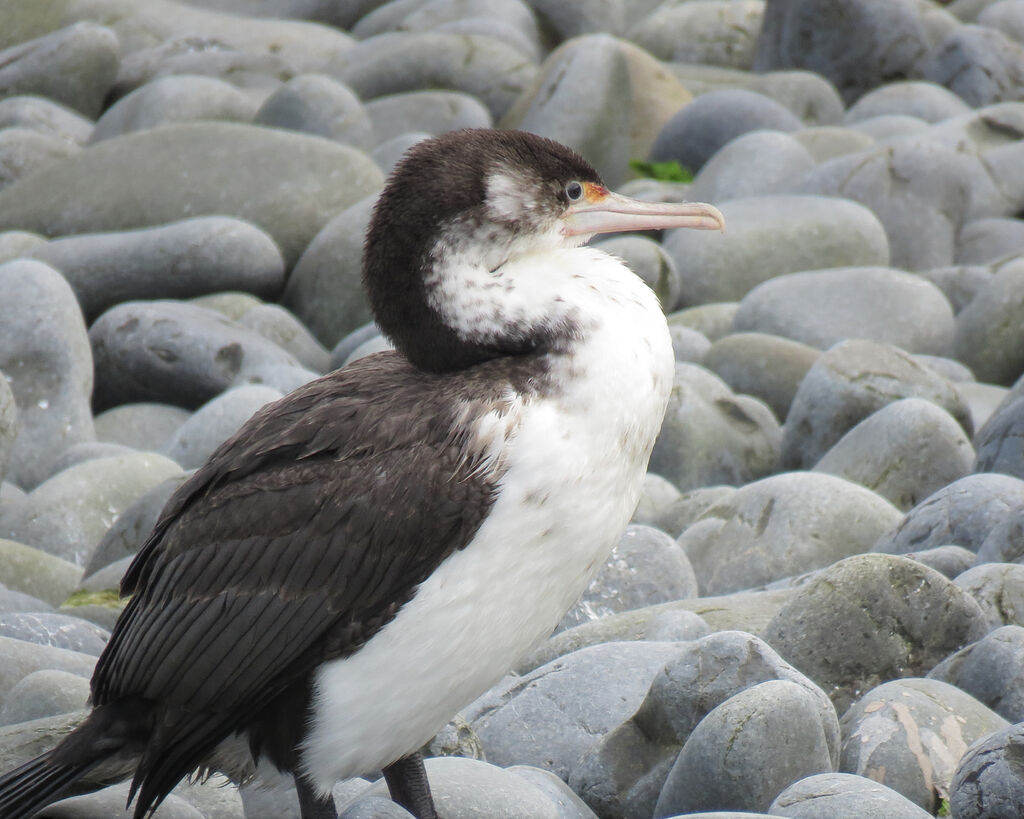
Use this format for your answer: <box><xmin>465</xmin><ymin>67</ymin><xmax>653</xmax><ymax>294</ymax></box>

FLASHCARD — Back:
<box><xmin>300</xmin><ymin>248</ymin><xmax>674</xmax><ymax>792</ymax></box>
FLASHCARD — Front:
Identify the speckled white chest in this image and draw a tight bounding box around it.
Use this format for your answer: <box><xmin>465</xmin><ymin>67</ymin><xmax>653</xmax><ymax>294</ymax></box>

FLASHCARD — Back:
<box><xmin>300</xmin><ymin>248</ymin><xmax>674</xmax><ymax>791</ymax></box>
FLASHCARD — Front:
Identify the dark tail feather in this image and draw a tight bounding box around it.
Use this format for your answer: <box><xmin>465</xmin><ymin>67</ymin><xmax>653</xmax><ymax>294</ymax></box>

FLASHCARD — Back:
<box><xmin>0</xmin><ymin>750</ymin><xmax>102</xmax><ymax>819</ymax></box>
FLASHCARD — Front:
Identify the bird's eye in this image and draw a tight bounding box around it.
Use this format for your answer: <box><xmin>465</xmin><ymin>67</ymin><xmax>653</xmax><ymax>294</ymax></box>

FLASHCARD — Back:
<box><xmin>565</xmin><ymin>181</ymin><xmax>584</xmax><ymax>201</ymax></box>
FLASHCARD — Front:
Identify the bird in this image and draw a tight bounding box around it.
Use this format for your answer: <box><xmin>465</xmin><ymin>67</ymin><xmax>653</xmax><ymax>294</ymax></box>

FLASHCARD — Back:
<box><xmin>0</xmin><ymin>128</ymin><xmax>724</xmax><ymax>819</ymax></box>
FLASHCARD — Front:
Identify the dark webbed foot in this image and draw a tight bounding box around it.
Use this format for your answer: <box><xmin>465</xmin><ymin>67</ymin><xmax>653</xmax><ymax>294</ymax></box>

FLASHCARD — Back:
<box><xmin>295</xmin><ymin>775</ymin><xmax>338</xmax><ymax>819</ymax></box>
<box><xmin>383</xmin><ymin>752</ymin><xmax>438</xmax><ymax>819</ymax></box>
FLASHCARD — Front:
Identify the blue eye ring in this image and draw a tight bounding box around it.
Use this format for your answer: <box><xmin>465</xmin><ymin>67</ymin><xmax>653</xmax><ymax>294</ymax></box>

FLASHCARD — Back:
<box><xmin>565</xmin><ymin>181</ymin><xmax>584</xmax><ymax>201</ymax></box>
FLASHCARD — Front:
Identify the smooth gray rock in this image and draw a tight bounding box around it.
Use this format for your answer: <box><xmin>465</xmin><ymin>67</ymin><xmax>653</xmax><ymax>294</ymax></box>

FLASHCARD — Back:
<box><xmin>338</xmin><ymin>31</ymin><xmax>536</xmax><ymax>120</ymax></box>
<box><xmin>0</xmin><ymin>230</ymin><xmax>45</xmax><ymax>264</ymax></box>
<box><xmin>976</xmin><ymin>505</ymin><xmax>1024</xmax><ymax>565</ymax></box>
<box><xmin>703</xmin><ymin>332</ymin><xmax>819</xmax><ymax>423</ymax></box>
<box><xmin>0</xmin><ymin>260</ymin><xmax>95</xmax><ymax>489</ymax></box>
<box><xmin>654</xmin><ymin>680</ymin><xmax>833</xmax><ymax>817</ymax></box>
<box><xmin>0</xmin><ymin>452</ymin><xmax>182</xmax><ymax>566</ymax></box>
<box><xmin>90</xmin><ymin>74</ymin><xmax>258</xmax><ymax>143</ymax></box>
<box><xmin>845</xmin><ymin>80</ymin><xmax>972</xmax><ymax>124</ymax></box>
<box><xmin>781</xmin><ymin>339</ymin><xmax>971</xmax><ymax>470</ymax></box>
<box><xmin>950</xmin><ymin>721</ymin><xmax>1024</xmax><ymax>819</ymax></box>
<box><xmin>450</xmin><ymin>641</ymin><xmax>687</xmax><ymax>780</ymax></box>
<box><xmin>524</xmin><ymin>0</ymin><xmax>626</xmax><ymax>38</ymax></box>
<box><xmin>904</xmin><ymin>544</ymin><xmax>977</xmax><ymax>579</ymax></box>
<box><xmin>0</xmin><ymin>376</ymin><xmax>15</xmax><ymax>485</ymax></box>
<box><xmin>746</xmin><ymin>70</ymin><xmax>845</xmax><ymax>125</ymax></box>
<box><xmin>664</xmin><ymin>196</ymin><xmax>889</xmax><ymax>307</ymax></box>
<box><xmin>163</xmin><ymin>385</ymin><xmax>282</xmax><ymax>470</ymax></box>
<box><xmin>0</xmin><ymin>585</ymin><xmax>51</xmax><ymax>615</ymax></box>
<box><xmin>365</xmin><ymin>90</ymin><xmax>492</xmax><ymax>140</ymax></box>
<box><xmin>0</xmin><ymin>612</ymin><xmax>108</xmax><ymax>656</ymax></box>
<box><xmin>283</xmin><ymin>194</ymin><xmax>378</xmax><ymax>349</ymax></box>
<box><xmin>919</xmin><ymin>264</ymin><xmax>998</xmax><ymax>314</ymax></box>
<box><xmin>254</xmin><ymin>74</ymin><xmax>375</xmax><ymax>150</ymax></box>
<box><xmin>0</xmin><ymin>122</ymin><xmax>384</xmax><ymax>267</ymax></box>
<box><xmin>922</xmin><ymin>24</ymin><xmax>1024</xmax><ymax>106</ymax></box>
<box><xmin>733</xmin><ymin>267</ymin><xmax>954</xmax><ymax>356</ymax></box>
<box><xmin>371</xmin><ymin>131</ymin><xmax>428</xmax><ymax>174</ymax></box>
<box><xmin>93</xmin><ymin>403</ymin><xmax>191</xmax><ymax>453</ymax></box>
<box><xmin>238</xmin><ymin>304</ymin><xmax>330</xmax><ymax>374</ymax></box>
<box><xmin>847</xmin><ymin>113</ymin><xmax>928</xmax><ymax>140</ymax></box>
<box><xmin>0</xmin><ymin>668</ymin><xmax>90</xmax><ymax>726</ymax></box>
<box><xmin>0</xmin><ymin>22</ymin><xmax>119</xmax><ymax>118</ymax></box>
<box><xmin>793</xmin><ymin>141</ymin><xmax>1004</xmax><ymax>271</ymax></box>
<box><xmin>0</xmin><ymin>128</ymin><xmax>80</xmax><ymax>190</ymax></box>
<box><xmin>572</xmin><ymin>631</ymin><xmax>837</xmax><ymax>819</ymax></box>
<box><xmin>89</xmin><ymin>300</ymin><xmax>299</xmax><ymax>411</ymax></box>
<box><xmin>954</xmin><ymin>262</ymin><xmax>1024</xmax><ymax>385</ymax></box>
<box><xmin>591</xmin><ymin>235</ymin><xmax>680</xmax><ymax>311</ymax></box>
<box><xmin>632</xmin><ymin>474</ymin><xmax>683</xmax><ymax>529</ymax></box>
<box><xmin>929</xmin><ymin>625</ymin><xmax>1024</xmax><ymax>722</ymax></box>
<box><xmin>761</xmin><ymin>554</ymin><xmax>990</xmax><ymax>713</ymax></box>
<box><xmin>0</xmin><ymin>96</ymin><xmax>93</xmax><ymax>145</ymax></box>
<box><xmin>792</xmin><ymin>125</ymin><xmax>876</xmax><ymax>162</ymax></box>
<box><xmin>41</xmin><ymin>781</ymin><xmax>203</xmax><ymax>818</ymax></box>
<box><xmin>913</xmin><ymin>353</ymin><xmax>975</xmax><ymax>383</ymax></box>
<box><xmin>769</xmin><ymin>772</ymin><xmax>933</xmax><ymax>819</ymax></box>
<box><xmin>840</xmin><ymin>678</ymin><xmax>1008</xmax><ymax>812</ymax></box>
<box><xmin>957</xmin><ymin>217</ymin><xmax>1024</xmax><ymax>265</ymax></box>
<box><xmin>0</xmin><ymin>636</ymin><xmax>95</xmax><ymax>702</ymax></box>
<box><xmin>339</xmin><ymin>797</ymin><xmax>412</xmax><ymax>819</ymax></box>
<box><xmin>650</xmin><ymin>89</ymin><xmax>803</xmax><ymax>173</ymax></box>
<box><xmin>0</xmin><ymin>539</ymin><xmax>81</xmax><ymax>607</ymax></box>
<box><xmin>667</xmin><ymin>303</ymin><xmax>739</xmax><ymax>343</ymax></box>
<box><xmin>975</xmin><ymin>395</ymin><xmax>1024</xmax><ymax>478</ymax></box>
<box><xmin>343</xmin><ymin>335</ymin><xmax>395</xmax><ymax>366</ymax></box>
<box><xmin>666</xmin><ymin>325</ymin><xmax>710</xmax><ymax>364</ymax></box>
<box><xmin>688</xmin><ymin>130</ymin><xmax>816</xmax><ymax>204</ymax></box>
<box><xmin>357</xmin><ymin>757</ymin><xmax>596</xmax><ymax>818</ymax></box>
<box><xmin>557</xmin><ymin>525</ymin><xmax>697</xmax><ymax>632</ymax></box>
<box><xmin>874</xmin><ymin>473</ymin><xmax>1024</xmax><ymax>555</ymax></box>
<box><xmin>812</xmin><ymin>398</ymin><xmax>974</xmax><ymax>511</ymax></box>
<box><xmin>28</xmin><ymin>217</ymin><xmax>285</xmax><ymax>322</ymax></box>
<box><xmin>48</xmin><ymin>442</ymin><xmax>138</xmax><ymax>476</ymax></box>
<box><xmin>679</xmin><ymin>472</ymin><xmax>901</xmax><ymax>595</ymax></box>
<box><xmin>649</xmin><ymin>363</ymin><xmax>780</xmax><ymax>492</ymax></box>
<box><xmin>642</xmin><ymin>485</ymin><xmax>738</xmax><ymax>539</ymax></box>
<box><xmin>955</xmin><ymin>563</ymin><xmax>1024</xmax><ymax>630</ymax></box>
<box><xmin>629</xmin><ymin>1</ymin><xmax>763</xmax><ymax>68</ymax></box>
<box><xmin>753</xmin><ymin>0</ymin><xmax>929</xmax><ymax>104</ymax></box>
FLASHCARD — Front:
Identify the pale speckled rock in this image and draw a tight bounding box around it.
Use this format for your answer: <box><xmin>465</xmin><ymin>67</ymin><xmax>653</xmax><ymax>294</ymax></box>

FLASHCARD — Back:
<box><xmin>844</xmin><ymin>81</ymin><xmax>972</xmax><ymax>124</ymax></box>
<box><xmin>628</xmin><ymin>1</ymin><xmax>764</xmax><ymax>68</ymax></box>
<box><xmin>0</xmin><ymin>22</ymin><xmax>119</xmax><ymax>118</ymax></box>
<box><xmin>338</xmin><ymin>32</ymin><xmax>536</xmax><ymax>120</ymax></box>
<box><xmin>89</xmin><ymin>300</ymin><xmax>299</xmax><ymax>411</ymax></box>
<box><xmin>90</xmin><ymin>75</ymin><xmax>258</xmax><ymax>143</ymax></box>
<box><xmin>557</xmin><ymin>525</ymin><xmax>697</xmax><ymax>632</ymax></box>
<box><xmin>687</xmin><ymin>130</ymin><xmax>815</xmax><ymax>204</ymax></box>
<box><xmin>0</xmin><ymin>128</ymin><xmax>80</xmax><ymax>190</ymax></box>
<box><xmin>650</xmin><ymin>89</ymin><xmax>802</xmax><ymax>173</ymax></box>
<box><xmin>0</xmin><ymin>452</ymin><xmax>183</xmax><ymax>566</ymax></box>
<box><xmin>163</xmin><ymin>385</ymin><xmax>282</xmax><ymax>470</ymax></box>
<box><xmin>733</xmin><ymin>267</ymin><xmax>954</xmax><ymax>356</ymax></box>
<box><xmin>365</xmin><ymin>90</ymin><xmax>492</xmax><ymax>140</ymax></box>
<box><xmin>703</xmin><ymin>332</ymin><xmax>819</xmax><ymax>423</ymax></box>
<box><xmin>0</xmin><ymin>668</ymin><xmax>90</xmax><ymax>726</ymax></box>
<box><xmin>254</xmin><ymin>74</ymin><xmax>375</xmax><ymax>150</ymax></box>
<box><xmin>0</xmin><ymin>122</ymin><xmax>384</xmax><ymax>267</ymax></box>
<box><xmin>904</xmin><ymin>544</ymin><xmax>977</xmax><ymax>579</ymax></box>
<box><xmin>654</xmin><ymin>680</ymin><xmax>833</xmax><ymax>817</ymax></box>
<box><xmin>679</xmin><ymin>472</ymin><xmax>901</xmax><ymax>595</ymax></box>
<box><xmin>769</xmin><ymin>772</ymin><xmax>933</xmax><ymax>819</ymax></box>
<box><xmin>954</xmin><ymin>261</ymin><xmax>1024</xmax><ymax>385</ymax></box>
<box><xmin>921</xmin><ymin>24</ymin><xmax>1024</xmax><ymax>107</ymax></box>
<box><xmin>929</xmin><ymin>625</ymin><xmax>1024</xmax><ymax>722</ymax></box>
<box><xmin>649</xmin><ymin>363</ymin><xmax>780</xmax><ymax>492</ymax></box>
<box><xmin>761</xmin><ymin>554</ymin><xmax>989</xmax><ymax>712</ymax></box>
<box><xmin>28</xmin><ymin>217</ymin><xmax>285</xmax><ymax>322</ymax></box>
<box><xmin>664</xmin><ymin>196</ymin><xmax>889</xmax><ymax>307</ymax></box>
<box><xmin>0</xmin><ymin>539</ymin><xmax>80</xmax><ymax>607</ymax></box>
<box><xmin>357</xmin><ymin>757</ymin><xmax>596</xmax><ymax>819</ymax></box>
<box><xmin>93</xmin><ymin>403</ymin><xmax>191</xmax><ymax>452</ymax></box>
<box><xmin>874</xmin><ymin>473</ymin><xmax>1024</xmax><ymax>555</ymax></box>
<box><xmin>0</xmin><ymin>260</ymin><xmax>95</xmax><ymax>489</ymax></box>
<box><xmin>573</xmin><ymin>631</ymin><xmax>836</xmax><ymax>819</ymax></box>
<box><xmin>781</xmin><ymin>339</ymin><xmax>971</xmax><ymax>470</ymax></box>
<box><xmin>791</xmin><ymin>125</ymin><xmax>875</xmax><ymax>162</ymax></box>
<box><xmin>950</xmin><ymin>721</ymin><xmax>1024</xmax><ymax>819</ymax></box>
<box><xmin>667</xmin><ymin>303</ymin><xmax>738</xmax><ymax>343</ymax></box>
<box><xmin>840</xmin><ymin>678</ymin><xmax>1009</xmax><ymax>812</ymax></box>
<box><xmin>753</xmin><ymin>0</ymin><xmax>929</xmax><ymax>105</ymax></box>
<box><xmin>812</xmin><ymin>398</ymin><xmax>975</xmax><ymax>511</ymax></box>
<box><xmin>591</xmin><ymin>235</ymin><xmax>680</xmax><ymax>311</ymax></box>
<box><xmin>0</xmin><ymin>96</ymin><xmax>93</xmax><ymax>145</ymax></box>
<box><xmin>283</xmin><ymin>194</ymin><xmax>378</xmax><ymax>349</ymax></box>
<box><xmin>955</xmin><ymin>563</ymin><xmax>1024</xmax><ymax>630</ymax></box>
<box><xmin>502</xmin><ymin>35</ymin><xmax>689</xmax><ymax>187</ymax></box>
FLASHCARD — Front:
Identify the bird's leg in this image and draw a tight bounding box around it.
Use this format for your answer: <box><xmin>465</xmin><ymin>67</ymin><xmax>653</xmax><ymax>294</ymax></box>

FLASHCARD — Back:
<box><xmin>295</xmin><ymin>774</ymin><xmax>337</xmax><ymax>819</ymax></box>
<box><xmin>383</xmin><ymin>752</ymin><xmax>438</xmax><ymax>819</ymax></box>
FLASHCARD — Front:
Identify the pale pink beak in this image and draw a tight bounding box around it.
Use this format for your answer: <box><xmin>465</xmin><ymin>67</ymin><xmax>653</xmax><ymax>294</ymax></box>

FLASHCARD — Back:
<box><xmin>561</xmin><ymin>184</ymin><xmax>725</xmax><ymax>237</ymax></box>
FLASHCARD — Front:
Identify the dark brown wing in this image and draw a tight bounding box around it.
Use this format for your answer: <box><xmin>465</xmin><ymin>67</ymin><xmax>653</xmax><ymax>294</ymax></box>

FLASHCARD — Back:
<box><xmin>89</xmin><ymin>352</ymin><xmax>528</xmax><ymax>813</ymax></box>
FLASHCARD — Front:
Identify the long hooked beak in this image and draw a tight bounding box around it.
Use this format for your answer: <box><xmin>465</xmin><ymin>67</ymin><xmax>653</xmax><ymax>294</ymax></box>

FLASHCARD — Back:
<box><xmin>561</xmin><ymin>182</ymin><xmax>725</xmax><ymax>237</ymax></box>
